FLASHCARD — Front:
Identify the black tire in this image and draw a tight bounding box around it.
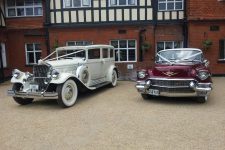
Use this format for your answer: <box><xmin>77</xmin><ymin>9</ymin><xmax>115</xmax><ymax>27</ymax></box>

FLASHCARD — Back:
<box><xmin>197</xmin><ymin>96</ymin><xmax>207</xmax><ymax>103</ymax></box>
<box><xmin>110</xmin><ymin>69</ymin><xmax>118</xmax><ymax>87</ymax></box>
<box><xmin>56</xmin><ymin>79</ymin><xmax>78</xmax><ymax>108</ymax></box>
<box><xmin>141</xmin><ymin>94</ymin><xmax>151</xmax><ymax>100</ymax></box>
<box><xmin>12</xmin><ymin>83</ymin><xmax>33</xmax><ymax>105</ymax></box>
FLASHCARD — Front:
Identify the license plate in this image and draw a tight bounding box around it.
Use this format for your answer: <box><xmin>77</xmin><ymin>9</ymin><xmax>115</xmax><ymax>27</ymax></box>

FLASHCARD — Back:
<box><xmin>149</xmin><ymin>89</ymin><xmax>160</xmax><ymax>96</ymax></box>
<box><xmin>30</xmin><ymin>84</ymin><xmax>39</xmax><ymax>91</ymax></box>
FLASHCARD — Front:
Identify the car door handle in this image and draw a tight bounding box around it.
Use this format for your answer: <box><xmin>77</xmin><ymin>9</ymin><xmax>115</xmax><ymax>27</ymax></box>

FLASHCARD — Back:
<box><xmin>101</xmin><ymin>59</ymin><xmax>105</xmax><ymax>64</ymax></box>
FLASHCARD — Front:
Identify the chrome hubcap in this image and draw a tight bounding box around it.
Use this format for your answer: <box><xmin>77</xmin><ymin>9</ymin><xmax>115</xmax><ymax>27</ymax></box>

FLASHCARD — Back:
<box><xmin>64</xmin><ymin>85</ymin><xmax>73</xmax><ymax>100</ymax></box>
<box><xmin>112</xmin><ymin>72</ymin><xmax>116</xmax><ymax>83</ymax></box>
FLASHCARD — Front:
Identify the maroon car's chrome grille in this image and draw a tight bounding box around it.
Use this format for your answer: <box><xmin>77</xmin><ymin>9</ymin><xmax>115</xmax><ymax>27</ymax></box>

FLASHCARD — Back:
<box><xmin>153</xmin><ymin>87</ymin><xmax>194</xmax><ymax>93</ymax></box>
<box><xmin>151</xmin><ymin>79</ymin><xmax>191</xmax><ymax>87</ymax></box>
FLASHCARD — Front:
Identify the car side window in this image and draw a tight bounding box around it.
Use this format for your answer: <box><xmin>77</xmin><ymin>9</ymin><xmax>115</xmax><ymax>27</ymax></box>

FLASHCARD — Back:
<box><xmin>88</xmin><ymin>49</ymin><xmax>100</xmax><ymax>59</ymax></box>
<box><xmin>110</xmin><ymin>49</ymin><xmax>114</xmax><ymax>58</ymax></box>
<box><xmin>103</xmin><ymin>48</ymin><xmax>108</xmax><ymax>58</ymax></box>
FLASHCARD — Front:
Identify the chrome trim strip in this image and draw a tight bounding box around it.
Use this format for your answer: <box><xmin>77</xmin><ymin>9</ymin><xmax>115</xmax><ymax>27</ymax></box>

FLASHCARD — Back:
<box><xmin>7</xmin><ymin>90</ymin><xmax>58</xmax><ymax>99</ymax></box>
<box><xmin>195</xmin><ymin>87</ymin><xmax>212</xmax><ymax>92</ymax></box>
<box><xmin>149</xmin><ymin>78</ymin><xmax>194</xmax><ymax>81</ymax></box>
<box><xmin>159</xmin><ymin>92</ymin><xmax>198</xmax><ymax>97</ymax></box>
<box><xmin>136</xmin><ymin>81</ymin><xmax>212</xmax><ymax>97</ymax></box>
<box><xmin>150</xmin><ymin>85</ymin><xmax>190</xmax><ymax>88</ymax></box>
<box><xmin>136</xmin><ymin>81</ymin><xmax>146</xmax><ymax>84</ymax></box>
<box><xmin>198</xmin><ymin>83</ymin><xmax>212</xmax><ymax>86</ymax></box>
<box><xmin>136</xmin><ymin>85</ymin><xmax>145</xmax><ymax>89</ymax></box>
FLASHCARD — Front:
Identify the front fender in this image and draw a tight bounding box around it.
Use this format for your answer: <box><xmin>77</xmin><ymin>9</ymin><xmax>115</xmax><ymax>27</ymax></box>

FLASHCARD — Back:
<box><xmin>11</xmin><ymin>72</ymin><xmax>26</xmax><ymax>84</ymax></box>
<box><xmin>50</xmin><ymin>73</ymin><xmax>78</xmax><ymax>84</ymax></box>
<box><xmin>106</xmin><ymin>65</ymin><xmax>118</xmax><ymax>81</ymax></box>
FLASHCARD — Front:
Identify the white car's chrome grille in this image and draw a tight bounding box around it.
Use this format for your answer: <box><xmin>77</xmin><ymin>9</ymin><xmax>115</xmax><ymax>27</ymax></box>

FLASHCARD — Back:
<box><xmin>33</xmin><ymin>65</ymin><xmax>50</xmax><ymax>77</ymax></box>
<box><xmin>33</xmin><ymin>65</ymin><xmax>51</xmax><ymax>91</ymax></box>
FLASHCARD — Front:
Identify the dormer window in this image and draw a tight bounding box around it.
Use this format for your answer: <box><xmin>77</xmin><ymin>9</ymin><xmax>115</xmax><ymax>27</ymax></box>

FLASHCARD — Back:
<box><xmin>158</xmin><ymin>0</ymin><xmax>183</xmax><ymax>11</ymax></box>
<box><xmin>6</xmin><ymin>0</ymin><xmax>43</xmax><ymax>17</ymax></box>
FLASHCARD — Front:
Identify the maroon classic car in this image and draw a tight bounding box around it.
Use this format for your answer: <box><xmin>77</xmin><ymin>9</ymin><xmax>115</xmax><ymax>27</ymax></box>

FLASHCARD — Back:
<box><xmin>136</xmin><ymin>48</ymin><xmax>212</xmax><ymax>103</ymax></box>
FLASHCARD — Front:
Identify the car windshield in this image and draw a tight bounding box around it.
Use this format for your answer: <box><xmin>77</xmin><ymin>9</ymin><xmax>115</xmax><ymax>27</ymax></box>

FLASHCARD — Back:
<box><xmin>156</xmin><ymin>50</ymin><xmax>203</xmax><ymax>64</ymax></box>
<box><xmin>57</xmin><ymin>49</ymin><xmax>86</xmax><ymax>59</ymax></box>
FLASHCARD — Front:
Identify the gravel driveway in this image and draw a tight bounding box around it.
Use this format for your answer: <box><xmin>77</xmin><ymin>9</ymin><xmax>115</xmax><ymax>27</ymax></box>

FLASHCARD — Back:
<box><xmin>0</xmin><ymin>77</ymin><xmax>225</xmax><ymax>150</ymax></box>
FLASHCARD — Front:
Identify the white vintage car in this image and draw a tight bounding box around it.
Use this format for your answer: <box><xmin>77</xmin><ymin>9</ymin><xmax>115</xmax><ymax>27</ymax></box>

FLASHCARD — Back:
<box><xmin>8</xmin><ymin>45</ymin><xmax>118</xmax><ymax>107</ymax></box>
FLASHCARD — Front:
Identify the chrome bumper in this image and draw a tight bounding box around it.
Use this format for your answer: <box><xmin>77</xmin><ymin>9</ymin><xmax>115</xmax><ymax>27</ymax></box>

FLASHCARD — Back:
<box><xmin>7</xmin><ymin>90</ymin><xmax>58</xmax><ymax>99</ymax></box>
<box><xmin>136</xmin><ymin>81</ymin><xmax>212</xmax><ymax>97</ymax></box>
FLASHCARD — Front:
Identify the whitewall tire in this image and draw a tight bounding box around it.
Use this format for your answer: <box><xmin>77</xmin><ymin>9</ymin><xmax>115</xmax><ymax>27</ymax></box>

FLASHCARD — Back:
<box><xmin>110</xmin><ymin>70</ymin><xmax>117</xmax><ymax>87</ymax></box>
<box><xmin>57</xmin><ymin>79</ymin><xmax>78</xmax><ymax>108</ymax></box>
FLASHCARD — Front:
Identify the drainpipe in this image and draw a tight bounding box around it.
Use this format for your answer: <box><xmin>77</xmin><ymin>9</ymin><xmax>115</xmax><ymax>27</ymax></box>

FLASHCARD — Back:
<box><xmin>45</xmin><ymin>28</ymin><xmax>50</xmax><ymax>55</ymax></box>
<box><xmin>0</xmin><ymin>44</ymin><xmax>4</xmax><ymax>83</ymax></box>
<box><xmin>45</xmin><ymin>0</ymin><xmax>51</xmax><ymax>55</ymax></box>
<box><xmin>183</xmin><ymin>0</ymin><xmax>188</xmax><ymax>48</ymax></box>
<box><xmin>139</xmin><ymin>29</ymin><xmax>146</xmax><ymax>62</ymax></box>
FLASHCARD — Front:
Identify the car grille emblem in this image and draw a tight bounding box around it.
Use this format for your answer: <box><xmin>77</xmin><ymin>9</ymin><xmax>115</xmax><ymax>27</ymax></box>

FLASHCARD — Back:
<box><xmin>162</xmin><ymin>71</ymin><xmax>178</xmax><ymax>77</ymax></box>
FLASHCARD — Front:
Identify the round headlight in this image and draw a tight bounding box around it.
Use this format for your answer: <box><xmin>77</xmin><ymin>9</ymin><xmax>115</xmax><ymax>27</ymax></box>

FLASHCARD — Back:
<box><xmin>51</xmin><ymin>69</ymin><xmax>60</xmax><ymax>79</ymax></box>
<box><xmin>12</xmin><ymin>69</ymin><xmax>21</xmax><ymax>79</ymax></box>
<box><xmin>138</xmin><ymin>71</ymin><xmax>146</xmax><ymax>79</ymax></box>
<box><xmin>197</xmin><ymin>71</ymin><xmax>210</xmax><ymax>80</ymax></box>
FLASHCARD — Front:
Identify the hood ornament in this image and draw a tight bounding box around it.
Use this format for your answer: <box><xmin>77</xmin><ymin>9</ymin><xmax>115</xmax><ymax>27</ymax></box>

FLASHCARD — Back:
<box><xmin>162</xmin><ymin>71</ymin><xmax>178</xmax><ymax>77</ymax></box>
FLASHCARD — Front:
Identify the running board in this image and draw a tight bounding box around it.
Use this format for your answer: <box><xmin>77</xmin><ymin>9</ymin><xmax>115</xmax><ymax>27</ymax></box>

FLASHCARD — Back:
<box><xmin>89</xmin><ymin>82</ymin><xmax>111</xmax><ymax>89</ymax></box>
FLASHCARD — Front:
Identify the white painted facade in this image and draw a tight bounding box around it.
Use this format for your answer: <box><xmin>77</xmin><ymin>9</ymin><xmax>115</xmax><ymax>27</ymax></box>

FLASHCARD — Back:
<box><xmin>49</xmin><ymin>0</ymin><xmax>154</xmax><ymax>24</ymax></box>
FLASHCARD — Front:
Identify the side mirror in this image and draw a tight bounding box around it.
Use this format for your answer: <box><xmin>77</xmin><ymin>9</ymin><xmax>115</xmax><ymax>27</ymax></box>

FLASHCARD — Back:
<box><xmin>203</xmin><ymin>59</ymin><xmax>209</xmax><ymax>67</ymax></box>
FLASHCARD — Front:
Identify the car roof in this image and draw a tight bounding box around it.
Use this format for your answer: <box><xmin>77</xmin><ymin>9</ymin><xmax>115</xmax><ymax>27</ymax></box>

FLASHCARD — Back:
<box><xmin>56</xmin><ymin>44</ymin><xmax>114</xmax><ymax>51</ymax></box>
<box><xmin>158</xmin><ymin>48</ymin><xmax>202</xmax><ymax>53</ymax></box>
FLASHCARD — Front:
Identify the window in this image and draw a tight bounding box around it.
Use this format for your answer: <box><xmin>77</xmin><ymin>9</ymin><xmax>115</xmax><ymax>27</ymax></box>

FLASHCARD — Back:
<box><xmin>88</xmin><ymin>49</ymin><xmax>100</xmax><ymax>59</ymax></box>
<box><xmin>6</xmin><ymin>0</ymin><xmax>42</xmax><ymax>17</ymax></box>
<box><xmin>110</xmin><ymin>0</ymin><xmax>136</xmax><ymax>6</ymax></box>
<box><xmin>65</xmin><ymin>50</ymin><xmax>86</xmax><ymax>58</ymax></box>
<box><xmin>157</xmin><ymin>41</ymin><xmax>183</xmax><ymax>52</ymax></box>
<box><xmin>66</xmin><ymin>41</ymin><xmax>93</xmax><ymax>46</ymax></box>
<box><xmin>64</xmin><ymin>0</ymin><xmax>91</xmax><ymax>8</ymax></box>
<box><xmin>102</xmin><ymin>48</ymin><xmax>109</xmax><ymax>58</ymax></box>
<box><xmin>25</xmin><ymin>43</ymin><xmax>41</xmax><ymax>65</ymax></box>
<box><xmin>111</xmin><ymin>40</ymin><xmax>136</xmax><ymax>62</ymax></box>
<box><xmin>210</xmin><ymin>25</ymin><xmax>220</xmax><ymax>31</ymax></box>
<box><xmin>219</xmin><ymin>40</ymin><xmax>225</xmax><ymax>60</ymax></box>
<box><xmin>158</xmin><ymin>0</ymin><xmax>183</xmax><ymax>11</ymax></box>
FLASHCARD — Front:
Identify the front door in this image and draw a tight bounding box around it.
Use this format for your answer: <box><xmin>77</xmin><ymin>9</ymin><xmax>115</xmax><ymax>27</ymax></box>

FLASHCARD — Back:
<box><xmin>87</xmin><ymin>48</ymin><xmax>104</xmax><ymax>85</ymax></box>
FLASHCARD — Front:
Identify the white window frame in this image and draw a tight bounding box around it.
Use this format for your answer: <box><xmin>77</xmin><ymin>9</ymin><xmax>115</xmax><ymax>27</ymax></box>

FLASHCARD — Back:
<box><xmin>25</xmin><ymin>43</ymin><xmax>42</xmax><ymax>65</ymax></box>
<box><xmin>158</xmin><ymin>0</ymin><xmax>183</xmax><ymax>11</ymax></box>
<box><xmin>63</xmin><ymin>0</ymin><xmax>91</xmax><ymax>8</ymax></box>
<box><xmin>0</xmin><ymin>43</ymin><xmax>7</xmax><ymax>68</ymax></box>
<box><xmin>156</xmin><ymin>41</ymin><xmax>183</xmax><ymax>53</ymax></box>
<box><xmin>66</xmin><ymin>41</ymin><xmax>93</xmax><ymax>46</ymax></box>
<box><xmin>110</xmin><ymin>39</ymin><xmax>137</xmax><ymax>63</ymax></box>
<box><xmin>109</xmin><ymin>0</ymin><xmax>137</xmax><ymax>6</ymax></box>
<box><xmin>6</xmin><ymin>0</ymin><xmax>43</xmax><ymax>17</ymax></box>
<box><xmin>219</xmin><ymin>39</ymin><xmax>225</xmax><ymax>60</ymax></box>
